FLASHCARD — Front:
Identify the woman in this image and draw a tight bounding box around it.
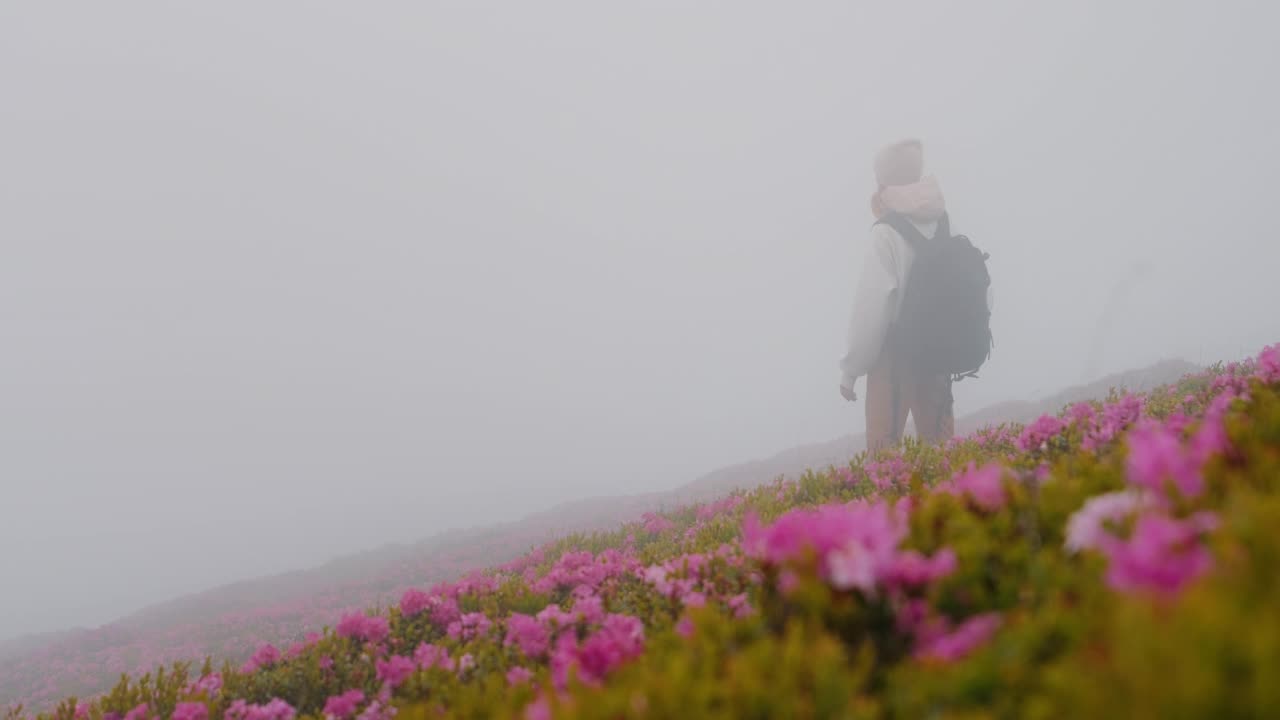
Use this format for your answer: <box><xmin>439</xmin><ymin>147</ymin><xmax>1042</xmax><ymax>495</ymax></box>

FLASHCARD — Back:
<box><xmin>839</xmin><ymin>139</ymin><xmax>955</xmax><ymax>451</ymax></box>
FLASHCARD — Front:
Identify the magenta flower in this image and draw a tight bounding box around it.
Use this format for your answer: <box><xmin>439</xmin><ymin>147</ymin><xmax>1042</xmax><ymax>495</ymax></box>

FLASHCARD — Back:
<box><xmin>939</xmin><ymin>463</ymin><xmax>1006</xmax><ymax>511</ymax></box>
<box><xmin>172</xmin><ymin>704</ymin><xmax>208</xmax><ymax>720</ymax></box>
<box><xmin>745</xmin><ymin>500</ymin><xmax>908</xmax><ymax>593</ymax></box>
<box><xmin>744</xmin><ymin>501</ymin><xmax>904</xmax><ymax>570</ymax></box>
<box><xmin>413</xmin><ymin>642</ymin><xmax>455</xmax><ymax>671</ymax></box>
<box><xmin>1017</xmin><ymin>414</ymin><xmax>1067</xmax><ymax>452</ymax></box>
<box><xmin>398</xmin><ymin>589</ymin><xmax>431</xmax><ymax>618</ymax></box>
<box><xmin>1102</xmin><ymin>512</ymin><xmax>1218</xmax><ymax>595</ymax></box>
<box><xmin>505</xmin><ymin>613</ymin><xmax>550</xmax><ymax>658</ymax></box>
<box><xmin>865</xmin><ymin>456</ymin><xmax>910</xmax><ymax>492</ymax></box>
<box><xmin>322</xmin><ymin>690</ymin><xmax>365</xmax><ymax>720</ymax></box>
<box><xmin>123</xmin><ymin>704</ymin><xmax>152</xmax><ymax>720</ymax></box>
<box><xmin>335</xmin><ymin>613</ymin><xmax>389</xmax><ymax>644</ymax></box>
<box><xmin>1257</xmin><ymin>344</ymin><xmax>1280</xmax><ymax>383</ymax></box>
<box><xmin>241</xmin><ymin>643</ymin><xmax>281</xmax><ymax>673</ymax></box>
<box><xmin>696</xmin><ymin>495</ymin><xmax>745</xmax><ymax>522</ymax></box>
<box><xmin>354</xmin><ymin>700</ymin><xmax>394</xmax><ymax>720</ymax></box>
<box><xmin>549</xmin><ymin>633</ymin><xmax>581</xmax><ymax>690</ymax></box>
<box><xmin>1191</xmin><ymin>393</ymin><xmax>1234</xmax><ymax>463</ymax></box>
<box><xmin>187</xmin><ymin>673</ymin><xmax>223</xmax><ymax>697</ymax></box>
<box><xmin>506</xmin><ymin>666</ymin><xmax>534</xmax><ymax>686</ymax></box>
<box><xmin>825</xmin><ymin>541</ymin><xmax>877</xmax><ymax>593</ymax></box>
<box><xmin>914</xmin><ymin>613</ymin><xmax>1002</xmax><ymax>662</ymax></box>
<box><xmin>1083</xmin><ymin>394</ymin><xmax>1145</xmax><ymax>451</ymax></box>
<box><xmin>575</xmin><ymin>614</ymin><xmax>645</xmax><ymax>685</ymax></box>
<box><xmin>225</xmin><ymin>699</ymin><xmax>295</xmax><ymax>720</ymax></box>
<box><xmin>375</xmin><ymin>655</ymin><xmax>415</xmax><ymax>689</ymax></box>
<box><xmin>641</xmin><ymin>512</ymin><xmax>675</xmax><ymax>534</ymax></box>
<box><xmin>882</xmin><ymin>548</ymin><xmax>958</xmax><ymax>588</ymax></box>
<box><xmin>1126</xmin><ymin>420</ymin><xmax>1204</xmax><ymax>499</ymax></box>
<box><xmin>446</xmin><ymin>612</ymin><xmax>492</xmax><ymax>641</ymax></box>
<box><xmin>1064</xmin><ymin>490</ymin><xmax>1149</xmax><ymax>553</ymax></box>
<box><xmin>524</xmin><ymin>696</ymin><xmax>552</xmax><ymax>720</ymax></box>
<box><xmin>1066</xmin><ymin>401</ymin><xmax>1096</xmax><ymax>426</ymax></box>
<box><xmin>726</xmin><ymin>593</ymin><xmax>754</xmax><ymax>618</ymax></box>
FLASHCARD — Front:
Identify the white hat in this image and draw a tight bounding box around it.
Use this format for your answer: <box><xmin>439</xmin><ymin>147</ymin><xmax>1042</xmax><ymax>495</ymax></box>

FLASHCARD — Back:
<box><xmin>874</xmin><ymin>139</ymin><xmax>925</xmax><ymax>187</ymax></box>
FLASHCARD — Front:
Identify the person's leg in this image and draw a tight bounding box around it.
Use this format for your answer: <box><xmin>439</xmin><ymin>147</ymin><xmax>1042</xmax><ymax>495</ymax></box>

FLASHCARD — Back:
<box><xmin>865</xmin><ymin>351</ymin><xmax>911</xmax><ymax>452</ymax></box>
<box><xmin>911</xmin><ymin>373</ymin><xmax>955</xmax><ymax>445</ymax></box>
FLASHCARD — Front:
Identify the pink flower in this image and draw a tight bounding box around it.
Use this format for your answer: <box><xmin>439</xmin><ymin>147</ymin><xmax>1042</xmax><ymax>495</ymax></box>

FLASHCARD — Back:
<box><xmin>573</xmin><ymin>593</ymin><xmax>605</xmax><ymax>624</ymax></box>
<box><xmin>524</xmin><ymin>696</ymin><xmax>551</xmax><ymax>720</ymax></box>
<box><xmin>375</xmin><ymin>655</ymin><xmax>416</xmax><ymax>688</ymax></box>
<box><xmin>744</xmin><ymin>501</ymin><xmax>905</xmax><ymax>570</ymax></box>
<box><xmin>549</xmin><ymin>633</ymin><xmax>581</xmax><ymax>689</ymax></box>
<box><xmin>187</xmin><ymin>673</ymin><xmax>223</xmax><ymax>697</ymax></box>
<box><xmin>1066</xmin><ymin>402</ymin><xmax>1096</xmax><ymax>425</ymax></box>
<box><xmin>680</xmin><ymin>591</ymin><xmax>707</xmax><ymax>608</ymax></box>
<box><xmin>506</xmin><ymin>666</ymin><xmax>534</xmax><ymax>686</ymax></box>
<box><xmin>226</xmin><ymin>699</ymin><xmax>295</xmax><ymax>720</ymax></box>
<box><xmin>865</xmin><ymin>456</ymin><xmax>910</xmax><ymax>492</ymax></box>
<box><xmin>696</xmin><ymin>495</ymin><xmax>745</xmax><ymax>522</ymax></box>
<box><xmin>1083</xmin><ymin>394</ymin><xmax>1145</xmax><ymax>451</ymax></box>
<box><xmin>1191</xmin><ymin>393</ymin><xmax>1234</xmax><ymax>462</ymax></box>
<box><xmin>726</xmin><ymin>593</ymin><xmax>754</xmax><ymax>618</ymax></box>
<box><xmin>241</xmin><ymin>643</ymin><xmax>281</xmax><ymax>673</ymax></box>
<box><xmin>458</xmin><ymin>653</ymin><xmax>476</xmax><ymax>673</ymax></box>
<box><xmin>745</xmin><ymin>500</ymin><xmax>908</xmax><ymax>592</ymax></box>
<box><xmin>826</xmin><ymin>542</ymin><xmax>878</xmax><ymax>594</ymax></box>
<box><xmin>533</xmin><ymin>550</ymin><xmax>637</xmax><ymax>593</ymax></box>
<box><xmin>123</xmin><ymin>704</ymin><xmax>152</xmax><ymax>720</ymax></box>
<box><xmin>398</xmin><ymin>589</ymin><xmax>431</xmax><ymax>618</ymax></box>
<box><xmin>1017</xmin><ymin>414</ymin><xmax>1067</xmax><ymax>452</ymax></box>
<box><xmin>505</xmin><ymin>613</ymin><xmax>550</xmax><ymax>658</ymax></box>
<box><xmin>641</xmin><ymin>512</ymin><xmax>675</xmax><ymax>534</ymax></box>
<box><xmin>914</xmin><ymin>613</ymin><xmax>1002</xmax><ymax>662</ymax></box>
<box><xmin>882</xmin><ymin>548</ymin><xmax>958</xmax><ymax>588</ymax></box>
<box><xmin>1102</xmin><ymin>512</ymin><xmax>1218</xmax><ymax>595</ymax></box>
<box><xmin>675</xmin><ymin>615</ymin><xmax>694</xmax><ymax>639</ymax></box>
<box><xmin>576</xmin><ymin>614</ymin><xmax>646</xmax><ymax>684</ymax></box>
<box><xmin>1126</xmin><ymin>420</ymin><xmax>1204</xmax><ymax>499</ymax></box>
<box><xmin>939</xmin><ymin>463</ymin><xmax>1006</xmax><ymax>511</ymax></box>
<box><xmin>335</xmin><ymin>613</ymin><xmax>390</xmax><ymax>644</ymax></box>
<box><xmin>322</xmin><ymin>690</ymin><xmax>365</xmax><ymax>720</ymax></box>
<box><xmin>1256</xmin><ymin>344</ymin><xmax>1280</xmax><ymax>383</ymax></box>
<box><xmin>551</xmin><ymin>614</ymin><xmax>646</xmax><ymax>689</ymax></box>
<box><xmin>1064</xmin><ymin>491</ymin><xmax>1148</xmax><ymax>553</ymax></box>
<box><xmin>413</xmin><ymin>642</ymin><xmax>455</xmax><ymax>671</ymax></box>
<box><xmin>446</xmin><ymin>612</ymin><xmax>492</xmax><ymax>641</ymax></box>
<box><xmin>172</xmin><ymin>704</ymin><xmax>208</xmax><ymax>720</ymax></box>
<box><xmin>355</xmin><ymin>700</ymin><xmax>394</xmax><ymax>720</ymax></box>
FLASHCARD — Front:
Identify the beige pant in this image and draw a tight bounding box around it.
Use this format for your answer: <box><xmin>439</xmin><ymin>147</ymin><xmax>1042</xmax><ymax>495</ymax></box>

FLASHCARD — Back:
<box><xmin>865</xmin><ymin>346</ymin><xmax>955</xmax><ymax>452</ymax></box>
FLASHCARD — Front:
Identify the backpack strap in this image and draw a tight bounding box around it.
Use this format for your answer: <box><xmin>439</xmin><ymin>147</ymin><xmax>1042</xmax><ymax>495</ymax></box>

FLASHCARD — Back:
<box><xmin>874</xmin><ymin>212</ymin><xmax>950</xmax><ymax>245</ymax></box>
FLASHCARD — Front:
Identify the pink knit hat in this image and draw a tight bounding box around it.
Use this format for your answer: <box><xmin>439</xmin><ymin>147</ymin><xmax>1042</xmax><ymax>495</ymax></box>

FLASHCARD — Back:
<box><xmin>873</xmin><ymin>139</ymin><xmax>925</xmax><ymax>187</ymax></box>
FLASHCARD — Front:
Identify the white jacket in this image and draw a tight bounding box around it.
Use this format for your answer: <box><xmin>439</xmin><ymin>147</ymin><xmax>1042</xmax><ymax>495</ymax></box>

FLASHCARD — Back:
<box><xmin>839</xmin><ymin>216</ymin><xmax>939</xmax><ymax>390</ymax></box>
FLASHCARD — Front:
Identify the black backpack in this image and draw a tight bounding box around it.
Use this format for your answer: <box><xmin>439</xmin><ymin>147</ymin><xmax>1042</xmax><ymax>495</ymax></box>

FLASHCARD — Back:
<box><xmin>876</xmin><ymin>212</ymin><xmax>992</xmax><ymax>380</ymax></box>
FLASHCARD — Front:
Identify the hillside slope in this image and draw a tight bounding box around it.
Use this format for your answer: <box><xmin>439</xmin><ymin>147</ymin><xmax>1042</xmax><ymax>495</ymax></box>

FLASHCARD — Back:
<box><xmin>6</xmin><ymin>346</ymin><xmax>1276</xmax><ymax>719</ymax></box>
<box><xmin>0</xmin><ymin>358</ymin><xmax>1198</xmax><ymax>711</ymax></box>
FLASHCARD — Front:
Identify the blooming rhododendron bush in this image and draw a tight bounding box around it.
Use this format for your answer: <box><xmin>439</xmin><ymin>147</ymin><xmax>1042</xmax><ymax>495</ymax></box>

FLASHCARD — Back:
<box><xmin>6</xmin><ymin>344</ymin><xmax>1280</xmax><ymax>719</ymax></box>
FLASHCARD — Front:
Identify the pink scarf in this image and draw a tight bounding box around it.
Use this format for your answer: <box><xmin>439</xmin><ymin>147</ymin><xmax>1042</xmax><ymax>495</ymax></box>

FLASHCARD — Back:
<box><xmin>872</xmin><ymin>175</ymin><xmax>946</xmax><ymax>221</ymax></box>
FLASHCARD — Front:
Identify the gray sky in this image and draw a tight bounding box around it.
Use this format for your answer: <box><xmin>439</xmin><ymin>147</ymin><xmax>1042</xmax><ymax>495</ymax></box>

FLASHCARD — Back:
<box><xmin>2</xmin><ymin>1</ymin><xmax>1278</xmax><ymax>642</ymax></box>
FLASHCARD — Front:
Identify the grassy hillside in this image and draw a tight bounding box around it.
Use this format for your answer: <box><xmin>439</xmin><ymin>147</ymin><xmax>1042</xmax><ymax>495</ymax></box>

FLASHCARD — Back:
<box><xmin>7</xmin><ymin>346</ymin><xmax>1278</xmax><ymax>718</ymax></box>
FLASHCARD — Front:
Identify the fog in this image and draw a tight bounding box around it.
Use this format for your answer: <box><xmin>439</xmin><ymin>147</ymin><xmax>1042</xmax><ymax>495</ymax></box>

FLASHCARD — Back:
<box><xmin>2</xmin><ymin>1</ymin><xmax>1278</xmax><ymax>642</ymax></box>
